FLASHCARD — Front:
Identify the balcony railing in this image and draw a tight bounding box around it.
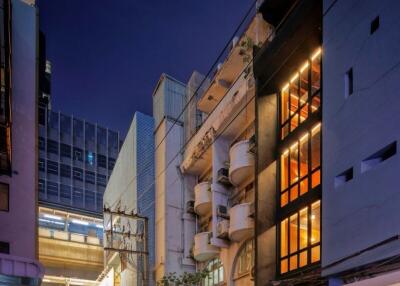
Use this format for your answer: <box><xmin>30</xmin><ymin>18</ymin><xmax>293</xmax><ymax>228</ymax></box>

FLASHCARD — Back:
<box><xmin>38</xmin><ymin>227</ymin><xmax>103</xmax><ymax>246</ymax></box>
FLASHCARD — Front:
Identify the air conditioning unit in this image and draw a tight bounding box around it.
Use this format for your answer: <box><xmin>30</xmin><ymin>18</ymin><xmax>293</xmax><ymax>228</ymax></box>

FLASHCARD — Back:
<box><xmin>186</xmin><ymin>200</ymin><xmax>195</xmax><ymax>214</ymax></box>
<box><xmin>217</xmin><ymin>168</ymin><xmax>231</xmax><ymax>186</ymax></box>
<box><xmin>216</xmin><ymin>205</ymin><xmax>229</xmax><ymax>219</ymax></box>
<box><xmin>216</xmin><ymin>220</ymin><xmax>230</xmax><ymax>239</ymax></box>
<box><xmin>248</xmin><ymin>134</ymin><xmax>256</xmax><ymax>154</ymax></box>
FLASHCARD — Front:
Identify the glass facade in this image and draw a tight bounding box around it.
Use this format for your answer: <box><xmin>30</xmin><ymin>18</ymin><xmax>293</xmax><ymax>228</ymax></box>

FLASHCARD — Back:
<box><xmin>0</xmin><ymin>0</ymin><xmax>11</xmax><ymax>174</ymax></box>
<box><xmin>38</xmin><ymin>109</ymin><xmax>120</xmax><ymax>213</ymax></box>
<box><xmin>278</xmin><ymin>48</ymin><xmax>322</xmax><ymax>275</ymax></box>
<box><xmin>38</xmin><ymin>207</ymin><xmax>103</xmax><ymax>245</ymax></box>
<box><xmin>134</xmin><ymin>113</ymin><xmax>155</xmax><ymax>272</ymax></box>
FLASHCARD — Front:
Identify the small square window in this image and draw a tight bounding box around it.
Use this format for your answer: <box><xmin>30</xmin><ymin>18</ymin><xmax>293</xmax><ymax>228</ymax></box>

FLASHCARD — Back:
<box><xmin>345</xmin><ymin>68</ymin><xmax>353</xmax><ymax>98</ymax></box>
<box><xmin>362</xmin><ymin>141</ymin><xmax>397</xmax><ymax>173</ymax></box>
<box><xmin>370</xmin><ymin>16</ymin><xmax>379</xmax><ymax>34</ymax></box>
<box><xmin>0</xmin><ymin>183</ymin><xmax>9</xmax><ymax>211</ymax></box>
<box><xmin>0</xmin><ymin>241</ymin><xmax>10</xmax><ymax>254</ymax></box>
<box><xmin>335</xmin><ymin>167</ymin><xmax>353</xmax><ymax>188</ymax></box>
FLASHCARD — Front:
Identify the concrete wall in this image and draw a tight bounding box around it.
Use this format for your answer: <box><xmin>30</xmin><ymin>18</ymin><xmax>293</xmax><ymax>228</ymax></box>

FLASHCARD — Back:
<box><xmin>255</xmin><ymin>93</ymin><xmax>277</xmax><ymax>284</ymax></box>
<box><xmin>0</xmin><ymin>0</ymin><xmax>38</xmax><ymax>261</ymax></box>
<box><xmin>322</xmin><ymin>0</ymin><xmax>400</xmax><ymax>276</ymax></box>
<box><xmin>154</xmin><ymin>117</ymin><xmax>195</xmax><ymax>283</ymax></box>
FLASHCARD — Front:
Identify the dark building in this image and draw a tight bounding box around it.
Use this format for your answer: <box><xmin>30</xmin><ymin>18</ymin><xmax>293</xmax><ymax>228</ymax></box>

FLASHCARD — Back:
<box><xmin>254</xmin><ymin>0</ymin><xmax>322</xmax><ymax>284</ymax></box>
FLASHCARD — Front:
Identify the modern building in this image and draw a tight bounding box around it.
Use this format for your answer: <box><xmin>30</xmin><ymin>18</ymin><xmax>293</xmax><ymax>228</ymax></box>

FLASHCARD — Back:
<box><xmin>36</xmin><ymin>33</ymin><xmax>121</xmax><ymax>286</ymax></box>
<box><xmin>38</xmin><ymin>108</ymin><xmax>121</xmax><ymax>215</ymax></box>
<box><xmin>254</xmin><ymin>0</ymin><xmax>322</xmax><ymax>284</ymax></box>
<box><xmin>102</xmin><ymin>112</ymin><xmax>154</xmax><ymax>286</ymax></box>
<box><xmin>321</xmin><ymin>0</ymin><xmax>400</xmax><ymax>285</ymax></box>
<box><xmin>37</xmin><ymin>101</ymin><xmax>121</xmax><ymax>285</ymax></box>
<box><xmin>0</xmin><ymin>0</ymin><xmax>44</xmax><ymax>285</ymax></box>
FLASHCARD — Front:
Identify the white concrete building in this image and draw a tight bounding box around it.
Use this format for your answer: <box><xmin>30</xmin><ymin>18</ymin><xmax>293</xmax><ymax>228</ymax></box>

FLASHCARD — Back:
<box><xmin>102</xmin><ymin>112</ymin><xmax>154</xmax><ymax>286</ymax></box>
<box><xmin>153</xmin><ymin>11</ymin><xmax>272</xmax><ymax>286</ymax></box>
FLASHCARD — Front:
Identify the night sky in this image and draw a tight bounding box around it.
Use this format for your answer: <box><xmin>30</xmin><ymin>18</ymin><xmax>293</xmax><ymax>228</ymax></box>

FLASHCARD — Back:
<box><xmin>38</xmin><ymin>0</ymin><xmax>253</xmax><ymax>136</ymax></box>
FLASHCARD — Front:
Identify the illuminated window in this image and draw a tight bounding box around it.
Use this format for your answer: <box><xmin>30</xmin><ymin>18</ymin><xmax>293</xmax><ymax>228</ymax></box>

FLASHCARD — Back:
<box><xmin>279</xmin><ymin>200</ymin><xmax>321</xmax><ymax>274</ymax></box>
<box><xmin>202</xmin><ymin>258</ymin><xmax>224</xmax><ymax>286</ymax></box>
<box><xmin>234</xmin><ymin>239</ymin><xmax>254</xmax><ymax>279</ymax></box>
<box><xmin>280</xmin><ymin>124</ymin><xmax>321</xmax><ymax>207</ymax></box>
<box><xmin>280</xmin><ymin>48</ymin><xmax>321</xmax><ymax>139</ymax></box>
<box><xmin>86</xmin><ymin>151</ymin><xmax>95</xmax><ymax>166</ymax></box>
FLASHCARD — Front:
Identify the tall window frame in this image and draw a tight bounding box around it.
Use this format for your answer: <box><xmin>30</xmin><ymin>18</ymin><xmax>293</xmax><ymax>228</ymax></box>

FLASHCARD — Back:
<box><xmin>279</xmin><ymin>200</ymin><xmax>321</xmax><ymax>274</ymax></box>
<box><xmin>280</xmin><ymin>48</ymin><xmax>321</xmax><ymax>140</ymax></box>
<box><xmin>280</xmin><ymin>124</ymin><xmax>321</xmax><ymax>207</ymax></box>
<box><xmin>278</xmin><ymin>47</ymin><xmax>322</xmax><ymax>276</ymax></box>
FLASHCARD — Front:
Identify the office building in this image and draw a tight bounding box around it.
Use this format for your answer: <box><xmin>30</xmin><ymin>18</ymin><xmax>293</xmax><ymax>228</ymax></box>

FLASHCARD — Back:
<box><xmin>38</xmin><ymin>108</ymin><xmax>121</xmax><ymax>215</ymax></box>
<box><xmin>102</xmin><ymin>112</ymin><xmax>154</xmax><ymax>286</ymax></box>
<box><xmin>0</xmin><ymin>0</ymin><xmax>44</xmax><ymax>285</ymax></box>
<box><xmin>36</xmin><ymin>33</ymin><xmax>121</xmax><ymax>286</ymax></box>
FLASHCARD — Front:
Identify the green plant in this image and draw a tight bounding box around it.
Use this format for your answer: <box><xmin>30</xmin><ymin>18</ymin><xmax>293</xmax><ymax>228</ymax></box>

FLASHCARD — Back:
<box><xmin>158</xmin><ymin>269</ymin><xmax>210</xmax><ymax>286</ymax></box>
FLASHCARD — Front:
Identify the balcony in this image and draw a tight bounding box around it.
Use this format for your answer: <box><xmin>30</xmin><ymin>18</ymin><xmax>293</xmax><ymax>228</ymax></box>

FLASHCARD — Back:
<box><xmin>193</xmin><ymin>232</ymin><xmax>219</xmax><ymax>262</ymax></box>
<box><xmin>229</xmin><ymin>140</ymin><xmax>254</xmax><ymax>186</ymax></box>
<box><xmin>194</xmin><ymin>182</ymin><xmax>212</xmax><ymax>216</ymax></box>
<box><xmin>229</xmin><ymin>203</ymin><xmax>254</xmax><ymax>242</ymax></box>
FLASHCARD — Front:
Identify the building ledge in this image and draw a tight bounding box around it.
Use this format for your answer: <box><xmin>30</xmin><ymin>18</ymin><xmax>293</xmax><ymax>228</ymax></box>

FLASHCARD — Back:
<box><xmin>0</xmin><ymin>253</ymin><xmax>44</xmax><ymax>280</ymax></box>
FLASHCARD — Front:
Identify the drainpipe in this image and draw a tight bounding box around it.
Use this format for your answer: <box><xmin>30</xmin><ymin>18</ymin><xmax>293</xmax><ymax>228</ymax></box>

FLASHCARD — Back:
<box><xmin>176</xmin><ymin>166</ymin><xmax>186</xmax><ymax>265</ymax></box>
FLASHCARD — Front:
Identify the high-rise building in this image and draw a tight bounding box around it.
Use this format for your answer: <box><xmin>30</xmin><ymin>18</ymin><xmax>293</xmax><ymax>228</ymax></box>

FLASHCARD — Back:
<box><xmin>37</xmin><ymin>109</ymin><xmax>121</xmax><ymax>285</ymax></box>
<box><xmin>36</xmin><ymin>33</ymin><xmax>121</xmax><ymax>286</ymax></box>
<box><xmin>37</xmin><ymin>109</ymin><xmax>121</xmax><ymax>215</ymax></box>
<box><xmin>102</xmin><ymin>112</ymin><xmax>154</xmax><ymax>286</ymax></box>
<box><xmin>0</xmin><ymin>0</ymin><xmax>44</xmax><ymax>285</ymax></box>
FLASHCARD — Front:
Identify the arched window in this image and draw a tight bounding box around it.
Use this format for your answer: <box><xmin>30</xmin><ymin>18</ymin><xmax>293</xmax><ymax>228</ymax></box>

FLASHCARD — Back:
<box><xmin>233</xmin><ymin>239</ymin><xmax>254</xmax><ymax>279</ymax></box>
<box><xmin>203</xmin><ymin>258</ymin><xmax>224</xmax><ymax>286</ymax></box>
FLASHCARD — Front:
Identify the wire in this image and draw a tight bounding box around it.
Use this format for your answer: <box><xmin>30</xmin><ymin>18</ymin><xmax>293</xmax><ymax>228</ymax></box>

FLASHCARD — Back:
<box><xmin>105</xmin><ymin>0</ymin><xmax>259</xmax><ymax>210</ymax></box>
